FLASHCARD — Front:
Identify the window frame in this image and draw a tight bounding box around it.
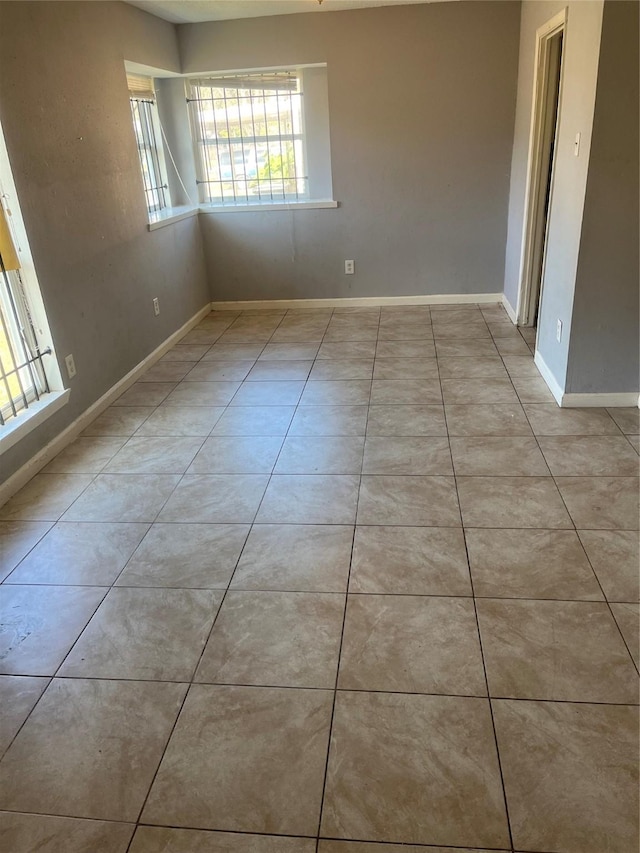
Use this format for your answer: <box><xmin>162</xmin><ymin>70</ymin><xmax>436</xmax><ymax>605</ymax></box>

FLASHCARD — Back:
<box><xmin>129</xmin><ymin>92</ymin><xmax>170</xmax><ymax>216</ymax></box>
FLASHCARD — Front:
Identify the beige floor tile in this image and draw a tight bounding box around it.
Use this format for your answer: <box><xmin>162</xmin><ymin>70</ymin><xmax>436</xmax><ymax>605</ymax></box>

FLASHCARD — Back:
<box><xmin>135</xmin><ymin>406</ymin><xmax>224</xmax><ymax>436</ymax></box>
<box><xmin>158</xmin><ymin>475</ymin><xmax>269</xmax><ymax>523</ymax></box>
<box><xmin>457</xmin><ymin>476</ymin><xmax>571</xmax><ymax>528</ymax></box>
<box><xmin>362</xmin><ymin>436</ymin><xmax>452</xmax><ymax>475</ymax></box>
<box><xmin>204</xmin><ymin>343</ymin><xmax>265</xmax><ymax>360</ymax></box>
<box><xmin>445</xmin><ymin>403</ymin><xmax>532</xmax><ymax>436</ymax></box>
<box><xmin>611</xmin><ymin>603</ymin><xmax>640</xmax><ymax>667</ymax></box>
<box><xmin>59</xmin><ymin>588</ymin><xmax>220</xmax><ymax>681</ymax></box>
<box><xmin>375</xmin><ymin>339</ymin><xmax>436</xmax><ymax>358</ymax></box>
<box><xmin>317</xmin><ymin>340</ymin><xmax>377</xmax><ymax>359</ymax></box>
<box><xmin>6</xmin><ymin>521</ymin><xmax>147</xmax><ymax>586</ymax></box>
<box><xmin>112</xmin><ymin>382</ymin><xmax>176</xmax><ymax>407</ymax></box>
<box><xmin>182</xmin><ymin>329</ymin><xmax>225</xmax><ymax>345</ymax></box>
<box><xmin>324</xmin><ymin>318</ymin><xmax>379</xmax><ymax>341</ymax></box>
<box><xmin>161</xmin><ymin>343</ymin><xmax>210</xmax><ymax>361</ymax></box>
<box><xmin>0</xmin><ymin>474</ymin><xmax>94</xmax><ymax>522</ymax></box>
<box><xmin>82</xmin><ymin>405</ymin><xmax>154</xmax><ymax>436</ymax></box>
<box><xmin>230</xmin><ymin>380</ymin><xmax>305</xmax><ymax>406</ymax></box>
<box><xmin>372</xmin><ymin>358</ymin><xmax>438</xmax><ymax>380</ymax></box>
<box><xmin>163</xmin><ymin>381</ymin><xmax>240</xmax><ymax>407</ymax></box>
<box><xmin>188</xmin><ymin>435</ymin><xmax>283</xmax><ymax>474</ymax></box>
<box><xmin>258</xmin><ymin>342</ymin><xmax>320</xmax><ymax>360</ymax></box>
<box><xmin>319</xmin><ymin>845</ymin><xmax>500</xmax><ymax>853</ymax></box>
<box><xmin>62</xmin><ymin>474</ymin><xmax>180</xmax><ymax>522</ymax></box>
<box><xmin>245</xmin><ymin>360</ymin><xmax>313</xmax><ymax>381</ymax></box>
<box><xmin>357</xmin><ymin>476</ymin><xmax>460</xmax><ymax>526</ymax></box>
<box><xmin>232</xmin><ymin>524</ymin><xmax>353</xmax><ymax>592</ymax></box>
<box><xmin>0</xmin><ymin>521</ymin><xmax>51</xmax><ymax>581</ymax></box>
<box><xmin>510</xmin><ymin>374</ymin><xmax>556</xmax><ymax>403</ymax></box>
<box><xmin>0</xmin><ymin>585</ymin><xmax>105</xmax><ymax>675</ymax></box>
<box><xmin>299</xmin><ymin>380</ymin><xmax>371</xmax><ymax>406</ymax></box>
<box><xmin>493</xmin><ymin>699</ymin><xmax>639</xmax><ymax>853</ymax></box>
<box><xmin>556</xmin><ymin>477</ymin><xmax>639</xmax><ymax>529</ymax></box>
<box><xmin>493</xmin><ymin>336</ymin><xmax>532</xmax><ymax>356</ymax></box>
<box><xmin>524</xmin><ymin>403</ymin><xmax>620</xmax><ymax>435</ymax></box>
<box><xmin>256</xmin><ymin>475</ymin><xmax>360</xmax><ymax>524</ymax></box>
<box><xmin>350</xmin><ymin>526</ymin><xmax>471</xmax><ymax>595</ymax></box>
<box><xmin>501</xmin><ymin>355</ymin><xmax>541</xmax><ymax>377</ymax></box>
<box><xmin>275</xmin><ymin>436</ymin><xmax>364</xmax><ymax>474</ymax></box>
<box><xmin>0</xmin><ymin>678</ymin><xmax>186</xmax><ymax>821</ymax></box>
<box><xmin>43</xmin><ymin>437</ymin><xmax>127</xmax><ymax>474</ymax></box>
<box><xmin>104</xmin><ymin>436</ymin><xmax>204</xmax><ymax>474</ymax></box>
<box><xmin>130</xmin><ymin>826</ymin><xmax>314</xmax><ymax>853</ymax></box>
<box><xmin>212</xmin><ymin>405</ymin><xmax>295</xmax><ymax>435</ymax></box>
<box><xmin>370</xmin><ymin>379</ymin><xmax>442</xmax><ymax>405</ymax></box>
<box><xmin>366</xmin><ymin>404</ymin><xmax>447</xmax><ymax>436</ymax></box>
<box><xmin>466</xmin><ymin>528</ymin><xmax>603</xmax><ymax>600</ymax></box>
<box><xmin>185</xmin><ymin>361</ymin><xmax>254</xmax><ymax>382</ymax></box>
<box><xmin>339</xmin><ymin>595</ymin><xmax>485</xmax><ymax>695</ymax></box>
<box><xmin>432</xmin><ymin>324</ymin><xmax>491</xmax><ymax>341</ymax></box>
<box><xmin>437</xmin><ymin>357</ymin><xmax>507</xmax><ymax>379</ymax></box>
<box><xmin>118</xmin><ymin>523</ymin><xmax>249</xmax><ymax>589</ymax></box>
<box><xmin>538</xmin><ymin>435</ymin><xmax>640</xmax><ymax>476</ymax></box>
<box><xmin>626</xmin><ymin>433</ymin><xmax>640</xmax><ymax>453</ymax></box>
<box><xmin>608</xmin><ymin>406</ymin><xmax>640</xmax><ymax>434</ymax></box>
<box><xmin>309</xmin><ymin>359</ymin><xmax>374</xmax><ymax>380</ymax></box>
<box><xmin>450</xmin><ymin>436</ymin><xmax>549</xmax><ymax>476</ymax></box>
<box><xmin>477</xmin><ymin>599</ymin><xmax>638</xmax><ymax>702</ymax></box>
<box><xmin>435</xmin><ymin>339</ymin><xmax>498</xmax><ymax>358</ymax></box>
<box><xmin>142</xmin><ymin>684</ymin><xmax>333</xmax><ymax>835</ymax></box>
<box><xmin>0</xmin><ymin>812</ymin><xmax>134</xmax><ymax>853</ymax></box>
<box><xmin>0</xmin><ymin>675</ymin><xmax>49</xmax><ymax>756</ymax></box>
<box><xmin>196</xmin><ymin>590</ymin><xmax>344</xmax><ymax>687</ymax></box>
<box><xmin>440</xmin><ymin>378</ymin><xmax>519</xmax><ymax>405</ymax></box>
<box><xmin>321</xmin><ymin>692</ymin><xmax>509</xmax><ymax>847</ymax></box>
<box><xmin>289</xmin><ymin>405</ymin><xmax>369</xmax><ymax>436</ymax></box>
<box><xmin>377</xmin><ymin>323</ymin><xmax>434</xmax><ymax>341</ymax></box>
<box><xmin>140</xmin><ymin>361</ymin><xmax>196</xmax><ymax>382</ymax></box>
<box><xmin>577</xmin><ymin>529</ymin><xmax>639</xmax><ymax>601</ymax></box>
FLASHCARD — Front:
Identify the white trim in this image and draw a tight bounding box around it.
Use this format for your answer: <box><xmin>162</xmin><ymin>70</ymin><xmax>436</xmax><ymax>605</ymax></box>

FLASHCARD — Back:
<box><xmin>516</xmin><ymin>8</ymin><xmax>568</xmax><ymax>326</ymax></box>
<box><xmin>534</xmin><ymin>350</ymin><xmax>564</xmax><ymax>405</ymax></box>
<box><xmin>0</xmin><ymin>390</ymin><xmax>70</xmax><ymax>455</ymax></box>
<box><xmin>200</xmin><ymin>200</ymin><xmax>338</xmax><ymax>214</ymax></box>
<box><xmin>210</xmin><ymin>293</ymin><xmax>503</xmax><ymax>311</ymax></box>
<box><xmin>534</xmin><ymin>350</ymin><xmax>639</xmax><ymax>408</ymax></box>
<box><xmin>501</xmin><ymin>293</ymin><xmax>518</xmax><ymax>324</ymax></box>
<box><xmin>148</xmin><ymin>205</ymin><xmax>198</xmax><ymax>230</ymax></box>
<box><xmin>0</xmin><ymin>303</ymin><xmax>211</xmax><ymax>508</ymax></box>
<box><xmin>561</xmin><ymin>392</ymin><xmax>640</xmax><ymax>408</ymax></box>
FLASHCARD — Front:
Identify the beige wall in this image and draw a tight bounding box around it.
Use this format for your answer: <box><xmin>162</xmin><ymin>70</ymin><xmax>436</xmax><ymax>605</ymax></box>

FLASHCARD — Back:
<box><xmin>502</xmin><ymin>0</ymin><xmax>605</xmax><ymax>390</ymax></box>
<box><xmin>179</xmin><ymin>1</ymin><xmax>521</xmax><ymax>301</ymax></box>
<box><xmin>0</xmin><ymin>1</ymin><xmax>209</xmax><ymax>480</ymax></box>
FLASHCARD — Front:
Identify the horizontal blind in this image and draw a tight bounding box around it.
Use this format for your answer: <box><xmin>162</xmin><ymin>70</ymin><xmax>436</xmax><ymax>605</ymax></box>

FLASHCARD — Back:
<box><xmin>127</xmin><ymin>74</ymin><xmax>155</xmax><ymax>102</ymax></box>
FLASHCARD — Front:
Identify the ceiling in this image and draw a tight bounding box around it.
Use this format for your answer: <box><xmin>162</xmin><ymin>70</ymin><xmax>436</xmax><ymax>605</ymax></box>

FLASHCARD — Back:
<box><xmin>126</xmin><ymin>0</ymin><xmax>452</xmax><ymax>25</ymax></box>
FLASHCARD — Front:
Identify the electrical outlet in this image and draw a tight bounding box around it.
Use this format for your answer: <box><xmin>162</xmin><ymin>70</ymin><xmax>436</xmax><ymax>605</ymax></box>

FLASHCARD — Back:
<box><xmin>65</xmin><ymin>354</ymin><xmax>77</xmax><ymax>379</ymax></box>
<box><xmin>153</xmin><ymin>297</ymin><xmax>160</xmax><ymax>316</ymax></box>
<box><xmin>345</xmin><ymin>259</ymin><xmax>355</xmax><ymax>275</ymax></box>
<box><xmin>556</xmin><ymin>319</ymin><xmax>563</xmax><ymax>342</ymax></box>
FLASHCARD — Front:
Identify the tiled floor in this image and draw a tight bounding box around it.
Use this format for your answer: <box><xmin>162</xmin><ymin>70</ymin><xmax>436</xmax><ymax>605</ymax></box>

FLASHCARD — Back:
<box><xmin>1</xmin><ymin>302</ymin><xmax>638</xmax><ymax>853</ymax></box>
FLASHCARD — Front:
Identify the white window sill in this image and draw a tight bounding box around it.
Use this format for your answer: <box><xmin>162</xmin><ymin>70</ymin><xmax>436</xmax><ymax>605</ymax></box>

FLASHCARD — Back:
<box><xmin>199</xmin><ymin>199</ymin><xmax>339</xmax><ymax>214</ymax></box>
<box><xmin>147</xmin><ymin>205</ymin><xmax>199</xmax><ymax>231</ymax></box>
<box><xmin>0</xmin><ymin>389</ymin><xmax>70</xmax><ymax>455</ymax></box>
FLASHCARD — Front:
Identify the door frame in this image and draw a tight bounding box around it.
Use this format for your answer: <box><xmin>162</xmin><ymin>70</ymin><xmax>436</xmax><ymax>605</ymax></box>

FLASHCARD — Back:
<box><xmin>516</xmin><ymin>8</ymin><xmax>567</xmax><ymax>327</ymax></box>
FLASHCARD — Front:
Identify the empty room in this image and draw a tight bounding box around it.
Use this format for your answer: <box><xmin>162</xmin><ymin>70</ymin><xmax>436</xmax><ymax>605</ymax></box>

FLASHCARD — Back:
<box><xmin>0</xmin><ymin>1</ymin><xmax>638</xmax><ymax>852</ymax></box>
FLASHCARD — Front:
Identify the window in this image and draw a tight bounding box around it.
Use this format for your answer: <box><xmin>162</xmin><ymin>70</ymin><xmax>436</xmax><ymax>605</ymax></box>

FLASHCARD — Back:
<box><xmin>128</xmin><ymin>75</ymin><xmax>169</xmax><ymax>214</ymax></box>
<box><xmin>0</xmin><ymin>204</ymin><xmax>50</xmax><ymax>425</ymax></box>
<box><xmin>188</xmin><ymin>67</ymin><xmax>333</xmax><ymax>207</ymax></box>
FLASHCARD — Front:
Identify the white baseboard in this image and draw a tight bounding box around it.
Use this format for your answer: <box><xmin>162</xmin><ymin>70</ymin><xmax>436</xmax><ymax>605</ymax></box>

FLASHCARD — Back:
<box><xmin>561</xmin><ymin>391</ymin><xmax>640</xmax><ymax>408</ymax></box>
<box><xmin>534</xmin><ymin>351</ymin><xmax>639</xmax><ymax>408</ymax></box>
<box><xmin>210</xmin><ymin>293</ymin><xmax>503</xmax><ymax>310</ymax></box>
<box><xmin>501</xmin><ymin>293</ymin><xmax>518</xmax><ymax>324</ymax></box>
<box><xmin>534</xmin><ymin>351</ymin><xmax>564</xmax><ymax>406</ymax></box>
<box><xmin>0</xmin><ymin>303</ymin><xmax>211</xmax><ymax>508</ymax></box>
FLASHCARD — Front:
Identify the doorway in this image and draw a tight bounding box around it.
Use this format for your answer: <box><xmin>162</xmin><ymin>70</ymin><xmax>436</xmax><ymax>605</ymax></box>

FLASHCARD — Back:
<box><xmin>517</xmin><ymin>10</ymin><xmax>566</xmax><ymax>333</ymax></box>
